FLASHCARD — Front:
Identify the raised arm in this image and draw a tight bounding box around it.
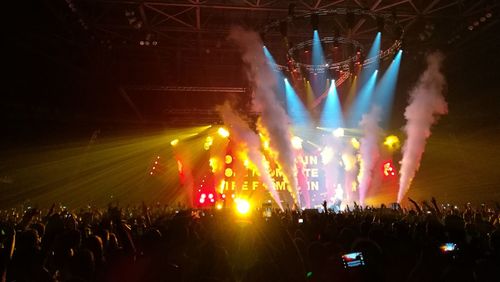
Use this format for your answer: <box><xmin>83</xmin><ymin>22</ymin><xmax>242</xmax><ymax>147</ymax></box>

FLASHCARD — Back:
<box><xmin>408</xmin><ymin>197</ymin><xmax>422</xmax><ymax>214</ymax></box>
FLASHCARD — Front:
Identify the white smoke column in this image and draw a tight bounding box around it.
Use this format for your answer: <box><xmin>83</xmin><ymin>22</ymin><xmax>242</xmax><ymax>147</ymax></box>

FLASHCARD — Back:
<box><xmin>397</xmin><ymin>52</ymin><xmax>448</xmax><ymax>203</ymax></box>
<box><xmin>228</xmin><ymin>26</ymin><xmax>300</xmax><ymax>208</ymax></box>
<box><xmin>217</xmin><ymin>103</ymin><xmax>283</xmax><ymax>210</ymax></box>
<box><xmin>341</xmin><ymin>146</ymin><xmax>355</xmax><ymax>203</ymax></box>
<box><xmin>357</xmin><ymin>106</ymin><xmax>383</xmax><ymax>206</ymax></box>
<box><xmin>321</xmin><ymin>136</ymin><xmax>341</xmax><ymax>203</ymax></box>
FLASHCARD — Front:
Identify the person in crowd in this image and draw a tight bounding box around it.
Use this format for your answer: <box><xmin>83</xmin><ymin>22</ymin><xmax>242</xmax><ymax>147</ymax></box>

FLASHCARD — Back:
<box><xmin>0</xmin><ymin>198</ymin><xmax>499</xmax><ymax>282</ymax></box>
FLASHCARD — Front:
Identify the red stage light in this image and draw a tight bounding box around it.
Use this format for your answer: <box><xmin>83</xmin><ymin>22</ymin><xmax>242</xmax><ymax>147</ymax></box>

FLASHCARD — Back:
<box><xmin>383</xmin><ymin>161</ymin><xmax>396</xmax><ymax>178</ymax></box>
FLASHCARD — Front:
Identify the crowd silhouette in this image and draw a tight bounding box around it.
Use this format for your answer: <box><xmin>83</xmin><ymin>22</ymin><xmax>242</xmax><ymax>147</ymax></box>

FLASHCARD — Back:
<box><xmin>1</xmin><ymin>198</ymin><xmax>499</xmax><ymax>282</ymax></box>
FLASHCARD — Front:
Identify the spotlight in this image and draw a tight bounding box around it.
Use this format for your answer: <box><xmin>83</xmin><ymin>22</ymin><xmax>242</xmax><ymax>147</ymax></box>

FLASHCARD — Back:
<box><xmin>377</xmin><ymin>17</ymin><xmax>385</xmax><ymax>32</ymax></box>
<box><xmin>351</xmin><ymin>138</ymin><xmax>360</xmax><ymax>149</ymax></box>
<box><xmin>291</xmin><ymin>136</ymin><xmax>303</xmax><ymax>150</ymax></box>
<box><xmin>217</xmin><ymin>127</ymin><xmax>230</xmax><ymax>138</ymax></box>
<box><xmin>139</xmin><ymin>33</ymin><xmax>157</xmax><ymax>47</ymax></box>
<box><xmin>333</xmin><ymin>128</ymin><xmax>344</xmax><ymax>137</ymax></box>
<box><xmin>383</xmin><ymin>135</ymin><xmax>400</xmax><ymax>150</ymax></box>
<box><xmin>311</xmin><ymin>13</ymin><xmax>319</xmax><ymax>30</ymax></box>
<box><xmin>235</xmin><ymin>198</ymin><xmax>251</xmax><ymax>215</ymax></box>
<box><xmin>170</xmin><ymin>139</ymin><xmax>179</xmax><ymax>146</ymax></box>
<box><xmin>259</xmin><ymin>31</ymin><xmax>266</xmax><ymax>42</ymax></box>
<box><xmin>125</xmin><ymin>9</ymin><xmax>143</xmax><ymax>30</ymax></box>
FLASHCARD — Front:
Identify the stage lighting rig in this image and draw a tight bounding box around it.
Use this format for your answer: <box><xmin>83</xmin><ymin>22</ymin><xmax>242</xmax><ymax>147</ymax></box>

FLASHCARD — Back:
<box><xmin>260</xmin><ymin>8</ymin><xmax>404</xmax><ymax>87</ymax></box>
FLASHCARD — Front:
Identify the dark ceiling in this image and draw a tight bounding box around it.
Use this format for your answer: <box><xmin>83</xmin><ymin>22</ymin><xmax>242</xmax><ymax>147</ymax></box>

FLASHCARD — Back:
<box><xmin>3</xmin><ymin>0</ymin><xmax>500</xmax><ymax>143</ymax></box>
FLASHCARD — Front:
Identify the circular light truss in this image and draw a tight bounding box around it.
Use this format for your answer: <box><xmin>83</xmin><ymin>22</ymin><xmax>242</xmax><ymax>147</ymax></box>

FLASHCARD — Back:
<box><xmin>288</xmin><ymin>36</ymin><xmax>365</xmax><ymax>73</ymax></box>
<box><xmin>262</xmin><ymin>8</ymin><xmax>404</xmax><ymax>75</ymax></box>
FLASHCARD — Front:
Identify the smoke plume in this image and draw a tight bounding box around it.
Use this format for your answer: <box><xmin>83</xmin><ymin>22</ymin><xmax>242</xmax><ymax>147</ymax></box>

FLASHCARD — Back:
<box><xmin>216</xmin><ymin>102</ymin><xmax>283</xmax><ymax>210</ymax></box>
<box><xmin>397</xmin><ymin>52</ymin><xmax>448</xmax><ymax>202</ymax></box>
<box><xmin>357</xmin><ymin>106</ymin><xmax>383</xmax><ymax>206</ymax></box>
<box><xmin>228</xmin><ymin>26</ymin><xmax>300</xmax><ymax>207</ymax></box>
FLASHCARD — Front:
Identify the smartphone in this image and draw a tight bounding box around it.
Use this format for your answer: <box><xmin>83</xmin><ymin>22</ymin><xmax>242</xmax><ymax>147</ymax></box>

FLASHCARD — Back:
<box><xmin>440</xmin><ymin>243</ymin><xmax>457</xmax><ymax>253</ymax></box>
<box><xmin>341</xmin><ymin>252</ymin><xmax>365</xmax><ymax>268</ymax></box>
<box><xmin>298</xmin><ymin>218</ymin><xmax>304</xmax><ymax>224</ymax></box>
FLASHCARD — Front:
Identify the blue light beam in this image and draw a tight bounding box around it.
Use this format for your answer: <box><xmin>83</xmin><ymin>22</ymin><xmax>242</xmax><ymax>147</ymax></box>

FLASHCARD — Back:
<box><xmin>358</xmin><ymin>32</ymin><xmax>381</xmax><ymax>88</ymax></box>
<box><xmin>373</xmin><ymin>50</ymin><xmax>403</xmax><ymax>128</ymax></box>
<box><xmin>284</xmin><ymin>78</ymin><xmax>311</xmax><ymax>126</ymax></box>
<box><xmin>263</xmin><ymin>45</ymin><xmax>287</xmax><ymax>102</ymax></box>
<box><xmin>320</xmin><ymin>82</ymin><xmax>344</xmax><ymax>129</ymax></box>
<box><xmin>311</xmin><ymin>30</ymin><xmax>327</xmax><ymax>96</ymax></box>
<box><xmin>347</xmin><ymin>70</ymin><xmax>378</xmax><ymax>127</ymax></box>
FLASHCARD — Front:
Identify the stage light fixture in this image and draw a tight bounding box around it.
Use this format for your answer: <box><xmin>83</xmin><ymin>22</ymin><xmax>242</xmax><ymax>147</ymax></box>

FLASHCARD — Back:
<box><xmin>218</xmin><ymin>127</ymin><xmax>230</xmax><ymax>138</ymax></box>
<box><xmin>311</xmin><ymin>13</ymin><xmax>319</xmax><ymax>30</ymax></box>
<box><xmin>259</xmin><ymin>31</ymin><xmax>266</xmax><ymax>42</ymax></box>
<box><xmin>235</xmin><ymin>198</ymin><xmax>251</xmax><ymax>215</ymax></box>
<box><xmin>125</xmin><ymin>9</ymin><xmax>143</xmax><ymax>29</ymax></box>
<box><xmin>333</xmin><ymin>128</ymin><xmax>344</xmax><ymax>137</ymax></box>
<box><xmin>377</xmin><ymin>17</ymin><xmax>385</xmax><ymax>32</ymax></box>
<box><xmin>383</xmin><ymin>135</ymin><xmax>400</xmax><ymax>150</ymax></box>
<box><xmin>291</xmin><ymin>136</ymin><xmax>303</xmax><ymax>150</ymax></box>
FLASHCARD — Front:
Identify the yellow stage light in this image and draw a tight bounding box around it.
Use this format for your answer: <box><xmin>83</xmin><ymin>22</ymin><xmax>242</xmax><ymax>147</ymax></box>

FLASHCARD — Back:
<box><xmin>218</xmin><ymin>127</ymin><xmax>230</xmax><ymax>138</ymax></box>
<box><xmin>170</xmin><ymin>139</ymin><xmax>179</xmax><ymax>146</ymax></box>
<box><xmin>383</xmin><ymin>135</ymin><xmax>400</xmax><ymax>150</ymax></box>
<box><xmin>204</xmin><ymin>136</ymin><xmax>213</xmax><ymax>150</ymax></box>
<box><xmin>209</xmin><ymin>158</ymin><xmax>219</xmax><ymax>173</ymax></box>
<box><xmin>215</xmin><ymin>203</ymin><xmax>223</xmax><ymax>210</ymax></box>
<box><xmin>351</xmin><ymin>138</ymin><xmax>360</xmax><ymax>149</ymax></box>
<box><xmin>235</xmin><ymin>198</ymin><xmax>251</xmax><ymax>215</ymax></box>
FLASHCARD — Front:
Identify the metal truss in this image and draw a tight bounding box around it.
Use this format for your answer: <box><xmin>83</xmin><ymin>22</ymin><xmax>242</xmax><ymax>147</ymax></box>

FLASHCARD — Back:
<box><xmin>124</xmin><ymin>85</ymin><xmax>246</xmax><ymax>93</ymax></box>
<box><xmin>43</xmin><ymin>0</ymin><xmax>498</xmax><ymax>122</ymax></box>
<box><xmin>84</xmin><ymin>0</ymin><xmax>494</xmax><ymax>42</ymax></box>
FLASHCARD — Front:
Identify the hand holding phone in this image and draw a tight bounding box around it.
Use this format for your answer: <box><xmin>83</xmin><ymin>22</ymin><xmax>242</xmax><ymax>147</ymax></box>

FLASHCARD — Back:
<box><xmin>440</xmin><ymin>243</ymin><xmax>457</xmax><ymax>253</ymax></box>
<box><xmin>342</xmin><ymin>252</ymin><xmax>365</xmax><ymax>268</ymax></box>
